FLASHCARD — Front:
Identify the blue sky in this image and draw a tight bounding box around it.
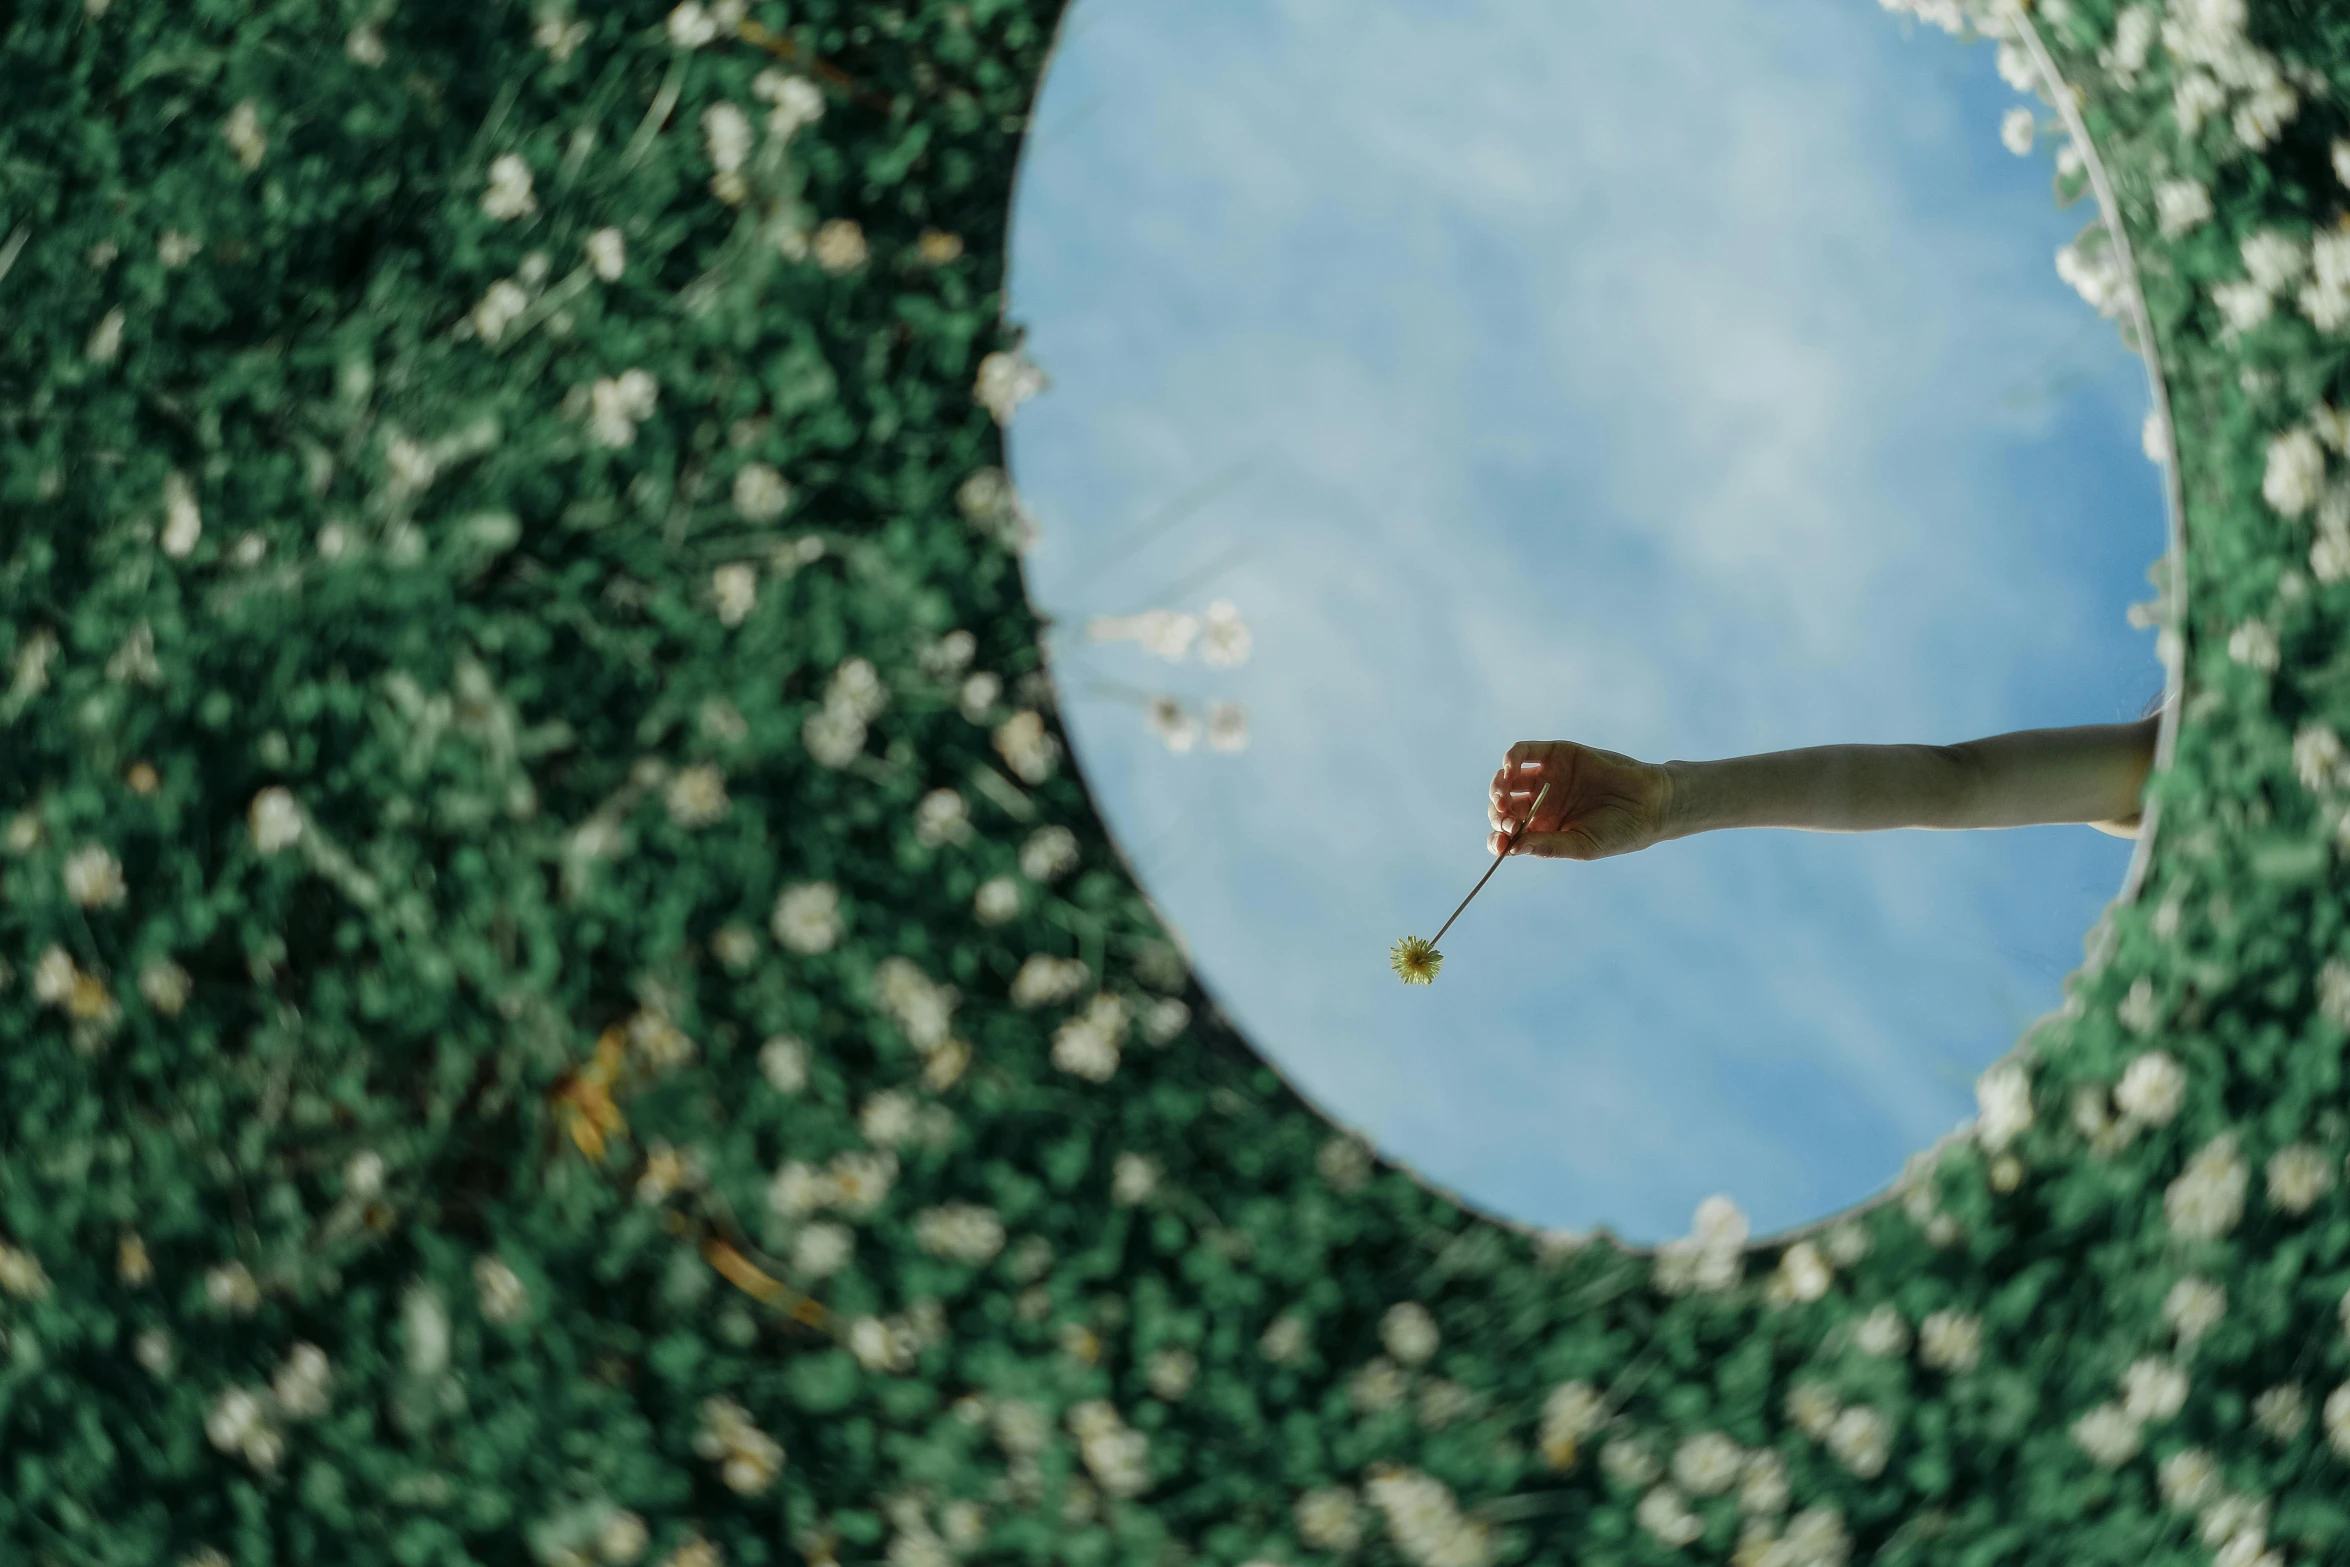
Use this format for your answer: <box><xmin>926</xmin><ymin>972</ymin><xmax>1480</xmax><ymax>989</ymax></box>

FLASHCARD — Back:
<box><xmin>999</xmin><ymin>0</ymin><xmax>2167</xmax><ymax>1247</ymax></box>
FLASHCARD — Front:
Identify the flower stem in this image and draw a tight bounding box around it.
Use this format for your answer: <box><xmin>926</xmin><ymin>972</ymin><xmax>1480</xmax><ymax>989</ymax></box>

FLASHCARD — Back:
<box><xmin>1431</xmin><ymin>780</ymin><xmax>1549</xmax><ymax>948</ymax></box>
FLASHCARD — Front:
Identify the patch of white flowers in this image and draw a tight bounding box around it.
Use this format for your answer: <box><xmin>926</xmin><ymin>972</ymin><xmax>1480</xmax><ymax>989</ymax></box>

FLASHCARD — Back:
<box><xmin>1051</xmin><ymin>992</ymin><xmax>1128</xmax><ymax>1082</ymax></box>
<box><xmin>2166</xmin><ymin>1133</ymin><xmax>2249</xmax><ymax>1242</ymax></box>
<box><xmin>771</xmin><ymin>880</ymin><xmax>842</xmax><ymax>954</ymax></box>
<box><xmin>587</xmin><ymin>368</ymin><xmax>658</xmax><ymax>448</ymax></box>
<box><xmin>481</xmin><ymin>153</ymin><xmax>536</xmax><ymax>221</ymax></box>
<box><xmin>803</xmin><ymin>656</ymin><xmax>888</xmax><ymax>769</ymax></box>
<box><xmin>1653</xmin><ymin>1193</ymin><xmax>1748</xmax><ymax>1295</ymax></box>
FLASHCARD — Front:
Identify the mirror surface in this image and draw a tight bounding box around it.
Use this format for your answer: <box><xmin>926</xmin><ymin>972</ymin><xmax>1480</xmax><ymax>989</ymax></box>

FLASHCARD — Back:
<box><xmin>1003</xmin><ymin>0</ymin><xmax>2166</xmax><ymax>1246</ymax></box>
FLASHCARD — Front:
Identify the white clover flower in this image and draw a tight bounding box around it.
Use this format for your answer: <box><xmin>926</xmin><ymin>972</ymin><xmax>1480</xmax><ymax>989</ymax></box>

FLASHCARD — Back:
<box><xmin>767</xmin><ymin>1160</ymin><xmax>833</xmax><ymax>1220</ymax></box>
<box><xmin>731</xmin><ymin>461</ymin><xmax>791</xmax><ymax>522</ymax></box>
<box><xmin>1318</xmin><ymin>1134</ymin><xmax>1372</xmax><ymax>1190</ymax></box>
<box><xmin>712</xmin><ymin>562</ymin><xmax>758</xmax><ymax>628</ymax></box>
<box><xmin>858</xmin><ymin>1089</ymin><xmax>918</xmax><ymax>1148</ymax></box>
<box><xmin>598</xmin><ymin>1512</ymin><xmax>650</xmax><ymax>1565</ymax></box>
<box><xmin>1785</xmin><ymin>1382</ymin><xmax>1840</xmax><ymax>1439</ymax></box>
<box><xmin>1070</xmin><ymin>1402</ymin><xmax>1151</xmax><ymax>1498</ymax></box>
<box><xmin>2235</xmin><ymin>82</ymin><xmax>2299</xmax><ymax>151</ymax></box>
<box><xmin>802</xmin><ymin>705</ymin><xmax>865</xmax><ymax>768</ymax></box>
<box><xmin>1019</xmin><ymin>825</ymin><xmax>1079</xmax><ymax>882</ymax></box>
<box><xmin>2324</xmin><ymin>1382</ymin><xmax>2350</xmax><ymax>1457</ymax></box>
<box><xmin>2227</xmin><ymin>618</ymin><xmax>2280</xmax><ymax>672</ymax></box>
<box><xmin>1635</xmin><ymin>1485</ymin><xmax>1702</xmax><ymax>1548</ymax></box>
<box><xmin>1824</xmin><ymin>1405</ymin><xmax>1889</xmax><ymax>1478</ymax></box>
<box><xmin>2167</xmin><ymin>1134</ymin><xmax>2249</xmax><ymax>1241</ymax></box>
<box><xmin>1205</xmin><ymin>700</ymin><xmax>1249</xmax><ymax>753</ymax></box>
<box><xmin>62</xmin><ymin>843</ymin><xmax>125</xmax><ymax>908</ymax></box>
<box><xmin>2253</xmin><ymin>1382</ymin><xmax>2308</xmax><ymax>1440</ymax></box>
<box><xmin>0</xmin><ymin>1242</ymin><xmax>50</xmax><ymax>1301</ymax></box>
<box><xmin>1111</xmin><ymin>1151</ymin><xmax>1158</xmax><ymax>1205</ymax></box>
<box><xmin>270</xmin><ymin>1342</ymin><xmax>333</xmax><ymax>1420</ymax></box>
<box><xmin>1537</xmin><ymin>1381</ymin><xmax>1606</xmax><ymax>1467</ymax></box>
<box><xmin>2116</xmin><ymin>1050</ymin><xmax>2185</xmax><ymax>1123</ymax></box>
<box><xmin>2175</xmin><ymin>72</ymin><xmax>2227</xmax><ymax>137</ymax></box>
<box><xmin>1052</xmin><ymin>993</ymin><xmax>1126</xmax><ymax>1082</ymax></box>
<box><xmin>667</xmin><ymin>1</ymin><xmax>718</xmax><ymax>47</ymax></box>
<box><xmin>1145</xmin><ymin>1345</ymin><xmax>1197</xmax><ymax>1401</ymax></box>
<box><xmin>2098</xmin><ymin>3</ymin><xmax>2157</xmax><ymax>80</ymax></box>
<box><xmin>914</xmin><ymin>1203</ymin><xmax>1005</xmax><ymax>1265</ymax></box>
<box><xmin>974</xmin><ymin>875</ymin><xmax>1022</xmax><ymax>925</ymax></box>
<box><xmin>2214</xmin><ymin>279</ymin><xmax>2275</xmax><ymax>336</ymax></box>
<box><xmin>957</xmin><ymin>670</ymin><xmax>1002</xmax><ymax>723</ymax></box>
<box><xmin>474</xmin><ymin>1255</ymin><xmax>528</xmax><ymax>1323</ymax></box>
<box><xmin>2293</xmin><ymin>724</ymin><xmax>2348</xmax><ymax>793</ymax></box>
<box><xmin>1975</xmin><ymin>1059</ymin><xmax>2033</xmax><ymax>1152</ymax></box>
<box><xmin>1736</xmin><ymin>1449</ymin><xmax>1790</xmax><ymax>1518</ymax></box>
<box><xmin>139</xmin><ymin>958</ymin><xmax>191</xmax><ymax>1017</ymax></box>
<box><xmin>2072</xmin><ymin>1402</ymin><xmax>2142</xmax><ymax>1466</ymax></box>
<box><xmin>222</xmin><ymin>100</ymin><xmax>266</xmax><ymax>170</ymax></box>
<box><xmin>1142</xmin><ymin>996</ymin><xmax>1189</xmax><ymax>1045</ymax></box>
<box><xmin>2056</xmin><ymin>227</ymin><xmax>2126</xmax><ymax>317</ymax></box>
<box><xmin>1917</xmin><ymin>1310</ymin><xmax>1982</xmax><ymax>1373</ymax></box>
<box><xmin>1853</xmin><ymin>1302</ymin><xmax>1911</xmax><ymax>1358</ymax></box>
<box><xmin>134</xmin><ymin>1328</ymin><xmax>173</xmax><ymax>1375</ymax></box>
<box><xmin>534</xmin><ymin>12</ymin><xmax>590</xmax><ymax>62</ymax></box>
<box><xmin>790</xmin><ymin>1221</ymin><xmax>853</xmax><ymax>1280</ymax></box>
<box><xmin>1146</xmin><ymin>696</ymin><xmax>1197</xmax><ymax>753</ymax></box>
<box><xmin>1600</xmin><ymin>1437</ymin><xmax>1661</xmax><ymax>1488</ymax></box>
<box><xmin>205</xmin><ymin>1387</ymin><xmax>278</xmax><ymax>1469</ymax></box>
<box><xmin>921</xmin><ymin>630</ymin><xmax>977</xmax><ymax>680</ymax></box>
<box><xmin>2166</xmin><ymin>1276</ymin><xmax>2227</xmax><ymax>1349</ymax></box>
<box><xmin>344</xmin><ymin>22</ymin><xmax>386</xmax><ymax>63</ymax></box>
<box><xmin>994</xmin><ymin>710</ymin><xmax>1061</xmax><ymax>783</ymax></box>
<box><xmin>162</xmin><ymin>470</ymin><xmax>203</xmax><ymax>557</ymax></box>
<box><xmin>2000</xmin><ymin>106</ymin><xmax>2036</xmax><ymax>156</ymax></box>
<box><xmin>1363</xmin><ymin>1465</ymin><xmax>1489</xmax><ymax>1567</ymax></box>
<box><xmin>757</xmin><ymin>1033</ymin><xmax>807</xmax><ymax>1092</ymax></box>
<box><xmin>974</xmin><ymin>349</ymin><xmax>1050</xmax><ymax>426</ymax></box>
<box><xmin>2243</xmin><ymin>230</ymin><xmax>2310</xmax><ymax>294</ymax></box>
<box><xmin>588</xmin><ymin>368</ymin><xmax>658</xmax><ymax>448</ymax></box>
<box><xmin>1993</xmin><ymin>37</ymin><xmax>2036</xmax><ymax>90</ymax></box>
<box><xmin>31</xmin><ymin>946</ymin><xmax>81</xmax><ymax>1011</ymax></box>
<box><xmin>771</xmin><ymin>880</ymin><xmax>842</xmax><ymax>954</ymax></box>
<box><xmin>2265</xmin><ymin>1143</ymin><xmax>2331</xmax><ymax>1214</ymax></box>
<box><xmin>703</xmin><ymin>102</ymin><xmax>753</xmax><ymax>174</ymax></box>
<box><xmin>1671</xmin><ymin>1431</ymin><xmax>1744</xmax><ymax>1497</ymax></box>
<box><xmin>482</xmin><ymin>153</ymin><xmax>536</xmax><ymax>220</ymax></box>
<box><xmin>873</xmin><ymin>956</ymin><xmax>956</xmax><ymax>1049</ymax></box>
<box><xmin>206</xmin><ymin>1261</ymin><xmax>261</xmax><ymax>1315</ymax></box>
<box><xmin>580</xmin><ymin>229</ymin><xmax>627</xmax><ymax>286</ymax></box>
<box><xmin>811</xmin><ymin>219</ymin><xmax>869</xmax><ymax>273</ymax></box>
<box><xmin>1258</xmin><ymin>1312</ymin><xmax>1309</xmax><ymax>1367</ymax></box>
<box><xmin>1773</xmin><ymin>1239</ymin><xmax>1831</xmax><ymax>1303</ymax></box>
<box><xmin>2122</xmin><ymin>1357</ymin><xmax>2188</xmax><ymax>1422</ymax></box>
<box><xmin>753</xmin><ymin>69</ymin><xmax>827</xmax><ymax>140</ymax></box>
<box><xmin>663</xmin><ymin>763</ymin><xmax>729</xmax><ymax>828</ymax></box>
<box><xmin>826</xmin><ymin>1149</ymin><xmax>897</xmax><ymax>1215</ymax></box>
<box><xmin>2154</xmin><ymin>178</ymin><xmax>2214</xmax><ymax>240</ymax></box>
<box><xmin>2159</xmin><ymin>1446</ymin><xmax>2220</xmax><ymax>1512</ymax></box>
<box><xmin>1380</xmin><ymin>1301</ymin><xmax>1439</xmax><ymax>1366</ymax></box>
<box><xmin>472</xmin><ymin>277</ymin><xmax>538</xmax><ymax>349</ymax></box>
<box><xmin>913</xmin><ymin>788</ymin><xmax>971</xmax><ymax>848</ymax></box>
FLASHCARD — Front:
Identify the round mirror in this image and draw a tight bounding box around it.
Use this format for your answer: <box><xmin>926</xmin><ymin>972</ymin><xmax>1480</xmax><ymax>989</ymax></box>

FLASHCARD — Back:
<box><xmin>1003</xmin><ymin>0</ymin><xmax>2166</xmax><ymax>1246</ymax></box>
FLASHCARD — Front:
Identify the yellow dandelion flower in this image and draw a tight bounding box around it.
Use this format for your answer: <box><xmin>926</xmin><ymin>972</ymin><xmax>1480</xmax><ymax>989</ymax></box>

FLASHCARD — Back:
<box><xmin>1390</xmin><ymin>935</ymin><xmax>1442</xmax><ymax>985</ymax></box>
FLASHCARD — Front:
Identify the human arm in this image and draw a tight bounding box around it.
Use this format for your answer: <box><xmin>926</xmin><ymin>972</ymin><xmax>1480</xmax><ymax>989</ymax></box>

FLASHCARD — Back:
<box><xmin>1652</xmin><ymin>715</ymin><xmax>2157</xmax><ymax>841</ymax></box>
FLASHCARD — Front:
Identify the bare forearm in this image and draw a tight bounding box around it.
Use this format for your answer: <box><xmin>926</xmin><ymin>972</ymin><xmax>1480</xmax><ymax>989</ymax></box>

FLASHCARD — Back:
<box><xmin>1660</xmin><ymin>742</ymin><xmax>1973</xmax><ymax>838</ymax></box>
<box><xmin>1658</xmin><ymin>718</ymin><xmax>2156</xmax><ymax>839</ymax></box>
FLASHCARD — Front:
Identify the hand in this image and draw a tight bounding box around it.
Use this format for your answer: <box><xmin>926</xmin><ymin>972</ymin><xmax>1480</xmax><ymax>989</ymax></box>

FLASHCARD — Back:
<box><xmin>1488</xmin><ymin>740</ymin><xmax>1674</xmax><ymax>861</ymax></box>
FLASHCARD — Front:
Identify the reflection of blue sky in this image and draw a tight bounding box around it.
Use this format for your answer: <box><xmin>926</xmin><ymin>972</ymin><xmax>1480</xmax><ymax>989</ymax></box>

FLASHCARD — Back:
<box><xmin>1002</xmin><ymin>0</ymin><xmax>2166</xmax><ymax>1246</ymax></box>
